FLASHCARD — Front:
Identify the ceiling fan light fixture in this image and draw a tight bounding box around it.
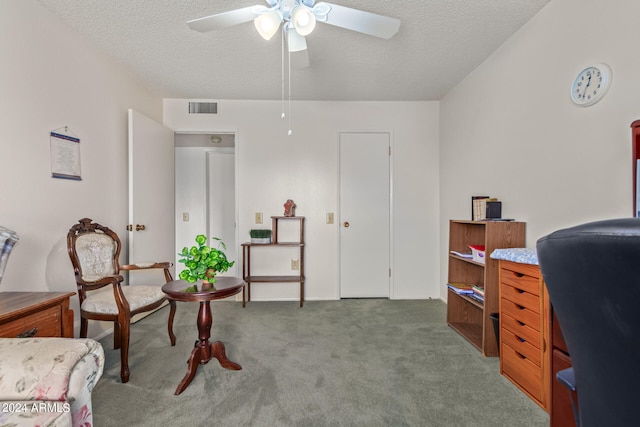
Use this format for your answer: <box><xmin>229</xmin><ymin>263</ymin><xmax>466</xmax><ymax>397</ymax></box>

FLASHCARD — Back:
<box><xmin>287</xmin><ymin>28</ymin><xmax>307</xmax><ymax>52</ymax></box>
<box><xmin>291</xmin><ymin>6</ymin><xmax>316</xmax><ymax>36</ymax></box>
<box><xmin>254</xmin><ymin>9</ymin><xmax>283</xmax><ymax>40</ymax></box>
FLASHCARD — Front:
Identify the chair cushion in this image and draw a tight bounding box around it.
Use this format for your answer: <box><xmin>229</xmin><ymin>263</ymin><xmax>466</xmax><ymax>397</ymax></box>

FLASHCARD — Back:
<box><xmin>81</xmin><ymin>285</ymin><xmax>165</xmax><ymax>314</ymax></box>
<box><xmin>75</xmin><ymin>233</ymin><xmax>116</xmax><ymax>282</ymax></box>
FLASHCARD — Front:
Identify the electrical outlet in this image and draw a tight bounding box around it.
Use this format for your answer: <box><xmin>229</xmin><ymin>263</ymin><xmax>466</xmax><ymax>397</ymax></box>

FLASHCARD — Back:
<box><xmin>291</xmin><ymin>259</ymin><xmax>299</xmax><ymax>270</ymax></box>
<box><xmin>182</xmin><ymin>212</ymin><xmax>189</xmax><ymax>221</ymax></box>
<box><xmin>326</xmin><ymin>212</ymin><xmax>334</xmax><ymax>224</ymax></box>
<box><xmin>255</xmin><ymin>212</ymin><xmax>263</xmax><ymax>224</ymax></box>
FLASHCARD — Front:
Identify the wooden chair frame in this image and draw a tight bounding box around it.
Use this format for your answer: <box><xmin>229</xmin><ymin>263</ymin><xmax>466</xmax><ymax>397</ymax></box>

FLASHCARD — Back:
<box><xmin>67</xmin><ymin>218</ymin><xmax>176</xmax><ymax>383</ymax></box>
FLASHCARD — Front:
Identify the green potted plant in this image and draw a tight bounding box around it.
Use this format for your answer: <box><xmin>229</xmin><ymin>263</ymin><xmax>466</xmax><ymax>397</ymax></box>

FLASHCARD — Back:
<box><xmin>178</xmin><ymin>235</ymin><xmax>234</xmax><ymax>290</ymax></box>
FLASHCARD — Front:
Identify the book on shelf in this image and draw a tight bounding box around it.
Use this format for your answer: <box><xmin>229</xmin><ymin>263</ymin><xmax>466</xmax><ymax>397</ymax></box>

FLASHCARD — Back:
<box><xmin>447</xmin><ymin>282</ymin><xmax>474</xmax><ymax>295</ymax></box>
<box><xmin>471</xmin><ymin>196</ymin><xmax>489</xmax><ymax>220</ymax></box>
<box><xmin>472</xmin><ymin>285</ymin><xmax>485</xmax><ymax>297</ymax></box>
<box><xmin>468</xmin><ymin>293</ymin><xmax>484</xmax><ymax>304</ymax></box>
<box><xmin>450</xmin><ymin>250</ymin><xmax>473</xmax><ymax>258</ymax></box>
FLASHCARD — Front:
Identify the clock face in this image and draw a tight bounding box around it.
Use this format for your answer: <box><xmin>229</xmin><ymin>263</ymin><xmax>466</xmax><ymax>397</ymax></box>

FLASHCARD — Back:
<box><xmin>571</xmin><ymin>64</ymin><xmax>611</xmax><ymax>106</ymax></box>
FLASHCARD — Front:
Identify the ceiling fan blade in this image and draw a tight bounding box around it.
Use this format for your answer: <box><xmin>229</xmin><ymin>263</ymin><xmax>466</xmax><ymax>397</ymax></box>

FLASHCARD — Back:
<box><xmin>187</xmin><ymin>6</ymin><xmax>262</xmax><ymax>33</ymax></box>
<box><xmin>315</xmin><ymin>2</ymin><xmax>400</xmax><ymax>39</ymax></box>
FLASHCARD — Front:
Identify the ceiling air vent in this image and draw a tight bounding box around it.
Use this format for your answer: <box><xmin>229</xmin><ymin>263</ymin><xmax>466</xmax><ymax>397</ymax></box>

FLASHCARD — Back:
<box><xmin>188</xmin><ymin>102</ymin><xmax>218</xmax><ymax>114</ymax></box>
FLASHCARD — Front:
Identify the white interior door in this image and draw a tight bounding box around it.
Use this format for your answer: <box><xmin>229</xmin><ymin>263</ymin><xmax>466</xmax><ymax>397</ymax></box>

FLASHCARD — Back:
<box><xmin>340</xmin><ymin>132</ymin><xmax>390</xmax><ymax>298</ymax></box>
<box><xmin>207</xmin><ymin>149</ymin><xmax>236</xmax><ymax>276</ymax></box>
<box><xmin>128</xmin><ymin>109</ymin><xmax>175</xmax><ymax>284</ymax></box>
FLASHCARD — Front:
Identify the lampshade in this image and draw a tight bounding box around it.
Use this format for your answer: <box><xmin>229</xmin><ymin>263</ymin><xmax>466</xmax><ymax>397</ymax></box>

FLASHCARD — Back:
<box><xmin>254</xmin><ymin>10</ymin><xmax>282</xmax><ymax>40</ymax></box>
<box><xmin>291</xmin><ymin>6</ymin><xmax>316</xmax><ymax>36</ymax></box>
<box><xmin>287</xmin><ymin>28</ymin><xmax>307</xmax><ymax>52</ymax></box>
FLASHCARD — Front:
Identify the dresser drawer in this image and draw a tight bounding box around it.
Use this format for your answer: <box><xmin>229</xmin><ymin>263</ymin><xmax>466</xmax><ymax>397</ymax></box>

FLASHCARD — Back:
<box><xmin>502</xmin><ymin>299</ymin><xmax>541</xmax><ymax>331</ymax></box>
<box><xmin>502</xmin><ymin>342</ymin><xmax>543</xmax><ymax>402</ymax></box>
<box><xmin>0</xmin><ymin>305</ymin><xmax>62</xmax><ymax>338</ymax></box>
<box><xmin>501</xmin><ymin>283</ymin><xmax>540</xmax><ymax>313</ymax></box>
<box><xmin>501</xmin><ymin>312</ymin><xmax>540</xmax><ymax>347</ymax></box>
<box><xmin>502</xmin><ymin>326</ymin><xmax>541</xmax><ymax>365</ymax></box>
<box><xmin>500</xmin><ymin>262</ymin><xmax>540</xmax><ymax>296</ymax></box>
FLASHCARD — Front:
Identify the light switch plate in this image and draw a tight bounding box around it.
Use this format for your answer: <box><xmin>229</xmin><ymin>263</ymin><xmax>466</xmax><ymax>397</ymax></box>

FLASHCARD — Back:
<box><xmin>326</xmin><ymin>213</ymin><xmax>334</xmax><ymax>224</ymax></box>
<box><xmin>255</xmin><ymin>212</ymin><xmax>263</xmax><ymax>224</ymax></box>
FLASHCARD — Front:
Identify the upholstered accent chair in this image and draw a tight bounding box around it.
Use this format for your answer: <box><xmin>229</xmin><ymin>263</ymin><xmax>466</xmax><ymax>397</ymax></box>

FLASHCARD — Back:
<box><xmin>67</xmin><ymin>218</ymin><xmax>176</xmax><ymax>383</ymax></box>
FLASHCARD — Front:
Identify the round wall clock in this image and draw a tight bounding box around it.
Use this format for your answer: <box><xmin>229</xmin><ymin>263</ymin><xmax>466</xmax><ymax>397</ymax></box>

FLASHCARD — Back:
<box><xmin>571</xmin><ymin>63</ymin><xmax>612</xmax><ymax>107</ymax></box>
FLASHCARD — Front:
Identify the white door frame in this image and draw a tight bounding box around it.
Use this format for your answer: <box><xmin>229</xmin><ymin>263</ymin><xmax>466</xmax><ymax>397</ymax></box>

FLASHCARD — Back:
<box><xmin>337</xmin><ymin>131</ymin><xmax>394</xmax><ymax>299</ymax></box>
<box><xmin>205</xmin><ymin>147</ymin><xmax>237</xmax><ymax>277</ymax></box>
<box><xmin>174</xmin><ymin>130</ymin><xmax>240</xmax><ymax>276</ymax></box>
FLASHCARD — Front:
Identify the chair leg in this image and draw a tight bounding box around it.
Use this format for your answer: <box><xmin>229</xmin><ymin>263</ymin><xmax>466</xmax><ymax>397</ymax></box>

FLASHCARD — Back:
<box><xmin>119</xmin><ymin>317</ymin><xmax>131</xmax><ymax>383</ymax></box>
<box><xmin>80</xmin><ymin>317</ymin><xmax>88</xmax><ymax>338</ymax></box>
<box><xmin>167</xmin><ymin>299</ymin><xmax>176</xmax><ymax>346</ymax></box>
<box><xmin>113</xmin><ymin>321</ymin><xmax>121</xmax><ymax>350</ymax></box>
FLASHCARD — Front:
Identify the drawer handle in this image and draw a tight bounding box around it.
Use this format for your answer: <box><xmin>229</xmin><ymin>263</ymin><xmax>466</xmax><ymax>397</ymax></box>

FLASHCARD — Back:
<box><xmin>517</xmin><ymin>320</ymin><xmax>525</xmax><ymax>326</ymax></box>
<box><xmin>516</xmin><ymin>335</ymin><xmax>526</xmax><ymax>343</ymax></box>
<box><xmin>512</xmin><ymin>271</ymin><xmax>525</xmax><ymax>278</ymax></box>
<box><xmin>17</xmin><ymin>327</ymin><xmax>38</xmax><ymax>338</ymax></box>
<box><xmin>515</xmin><ymin>351</ymin><xmax>526</xmax><ymax>360</ymax></box>
<box><xmin>515</xmin><ymin>303</ymin><xmax>525</xmax><ymax>310</ymax></box>
<box><xmin>515</xmin><ymin>288</ymin><xmax>525</xmax><ymax>294</ymax></box>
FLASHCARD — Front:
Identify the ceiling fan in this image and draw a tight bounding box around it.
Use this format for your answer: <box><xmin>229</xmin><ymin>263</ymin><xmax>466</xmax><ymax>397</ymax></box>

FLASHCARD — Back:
<box><xmin>187</xmin><ymin>0</ymin><xmax>401</xmax><ymax>67</ymax></box>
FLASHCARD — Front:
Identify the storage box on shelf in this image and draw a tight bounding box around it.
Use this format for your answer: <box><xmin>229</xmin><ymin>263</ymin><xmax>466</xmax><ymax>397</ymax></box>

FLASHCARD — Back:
<box><xmin>241</xmin><ymin>216</ymin><xmax>305</xmax><ymax>307</ymax></box>
<box><xmin>446</xmin><ymin>220</ymin><xmax>525</xmax><ymax>357</ymax></box>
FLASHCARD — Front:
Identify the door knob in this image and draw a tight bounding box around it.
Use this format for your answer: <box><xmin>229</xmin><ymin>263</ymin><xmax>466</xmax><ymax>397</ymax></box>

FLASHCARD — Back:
<box><xmin>136</xmin><ymin>224</ymin><xmax>146</xmax><ymax>231</ymax></box>
<box><xmin>126</xmin><ymin>224</ymin><xmax>133</xmax><ymax>231</ymax></box>
<box><xmin>343</xmin><ymin>221</ymin><xmax>350</xmax><ymax>228</ymax></box>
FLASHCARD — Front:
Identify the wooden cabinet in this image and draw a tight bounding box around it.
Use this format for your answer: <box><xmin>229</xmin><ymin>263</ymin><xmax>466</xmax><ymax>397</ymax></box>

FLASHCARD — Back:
<box><xmin>446</xmin><ymin>220</ymin><xmax>525</xmax><ymax>356</ymax></box>
<box><xmin>550</xmin><ymin>309</ymin><xmax>576</xmax><ymax>427</ymax></box>
<box><xmin>242</xmin><ymin>216</ymin><xmax>305</xmax><ymax>307</ymax></box>
<box><xmin>498</xmin><ymin>261</ymin><xmax>549</xmax><ymax>411</ymax></box>
<box><xmin>631</xmin><ymin>120</ymin><xmax>640</xmax><ymax>216</ymax></box>
<box><xmin>0</xmin><ymin>292</ymin><xmax>75</xmax><ymax>338</ymax></box>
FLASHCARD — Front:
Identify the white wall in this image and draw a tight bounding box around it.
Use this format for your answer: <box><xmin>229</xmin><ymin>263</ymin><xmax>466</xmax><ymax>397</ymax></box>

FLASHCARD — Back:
<box><xmin>439</xmin><ymin>0</ymin><xmax>640</xmax><ymax>299</ymax></box>
<box><xmin>165</xmin><ymin>100</ymin><xmax>440</xmax><ymax>301</ymax></box>
<box><xmin>0</xmin><ymin>1</ymin><xmax>162</xmax><ymax>337</ymax></box>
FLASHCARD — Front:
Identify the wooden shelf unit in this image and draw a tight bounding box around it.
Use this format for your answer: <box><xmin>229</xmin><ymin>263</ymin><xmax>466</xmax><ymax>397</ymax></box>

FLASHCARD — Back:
<box><xmin>241</xmin><ymin>216</ymin><xmax>305</xmax><ymax>307</ymax></box>
<box><xmin>446</xmin><ymin>220</ymin><xmax>526</xmax><ymax>356</ymax></box>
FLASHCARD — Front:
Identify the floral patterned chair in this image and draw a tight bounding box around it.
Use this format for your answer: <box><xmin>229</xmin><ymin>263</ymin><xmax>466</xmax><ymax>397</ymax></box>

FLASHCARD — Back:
<box><xmin>0</xmin><ymin>337</ymin><xmax>104</xmax><ymax>426</ymax></box>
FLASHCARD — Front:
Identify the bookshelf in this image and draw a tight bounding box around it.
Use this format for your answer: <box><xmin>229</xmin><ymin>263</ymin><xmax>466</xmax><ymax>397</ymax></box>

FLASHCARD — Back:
<box><xmin>446</xmin><ymin>220</ymin><xmax>526</xmax><ymax>356</ymax></box>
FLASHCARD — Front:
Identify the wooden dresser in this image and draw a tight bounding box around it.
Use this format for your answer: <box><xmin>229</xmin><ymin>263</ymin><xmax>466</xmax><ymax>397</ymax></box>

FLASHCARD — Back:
<box><xmin>498</xmin><ymin>260</ymin><xmax>550</xmax><ymax>411</ymax></box>
<box><xmin>0</xmin><ymin>292</ymin><xmax>75</xmax><ymax>338</ymax></box>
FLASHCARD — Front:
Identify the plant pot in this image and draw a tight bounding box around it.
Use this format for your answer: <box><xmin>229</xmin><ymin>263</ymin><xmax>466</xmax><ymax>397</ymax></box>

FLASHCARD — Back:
<box><xmin>201</xmin><ymin>281</ymin><xmax>213</xmax><ymax>291</ymax></box>
<box><xmin>251</xmin><ymin>237</ymin><xmax>271</xmax><ymax>244</ymax></box>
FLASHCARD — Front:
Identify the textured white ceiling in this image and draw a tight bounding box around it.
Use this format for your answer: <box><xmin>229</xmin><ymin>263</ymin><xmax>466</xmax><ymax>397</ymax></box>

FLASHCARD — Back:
<box><xmin>35</xmin><ymin>0</ymin><xmax>551</xmax><ymax>101</ymax></box>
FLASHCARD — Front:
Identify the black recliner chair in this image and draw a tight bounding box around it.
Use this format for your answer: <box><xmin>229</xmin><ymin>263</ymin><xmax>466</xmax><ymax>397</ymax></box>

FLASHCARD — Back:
<box><xmin>537</xmin><ymin>218</ymin><xmax>640</xmax><ymax>427</ymax></box>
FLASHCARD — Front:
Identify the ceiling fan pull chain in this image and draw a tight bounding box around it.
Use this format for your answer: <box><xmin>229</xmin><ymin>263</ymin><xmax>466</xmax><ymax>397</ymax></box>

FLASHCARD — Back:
<box><xmin>288</xmin><ymin>40</ymin><xmax>292</xmax><ymax>136</ymax></box>
<box><xmin>281</xmin><ymin>26</ymin><xmax>285</xmax><ymax>120</ymax></box>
